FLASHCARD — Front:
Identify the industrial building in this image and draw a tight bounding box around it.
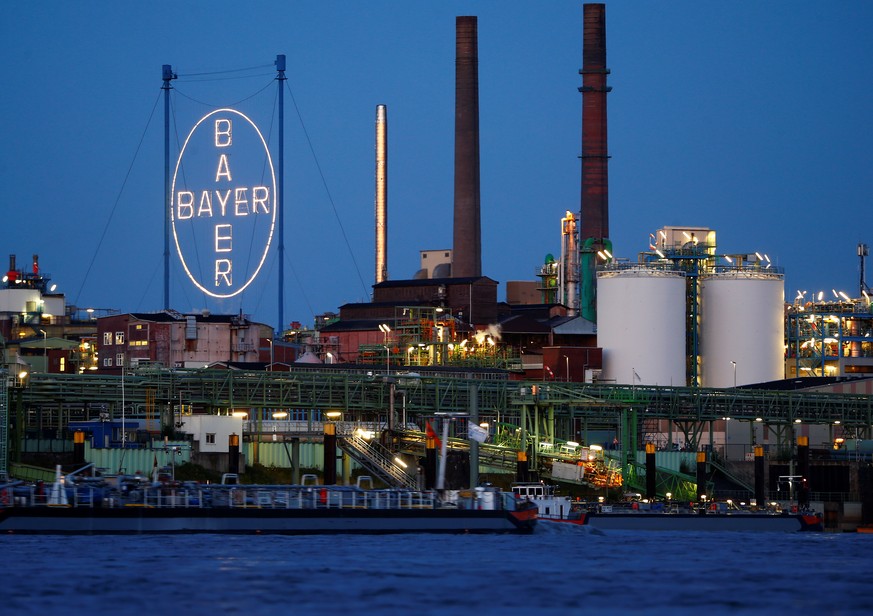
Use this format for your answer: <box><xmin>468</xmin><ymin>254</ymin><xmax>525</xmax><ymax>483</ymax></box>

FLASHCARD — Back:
<box><xmin>94</xmin><ymin>311</ymin><xmax>282</xmax><ymax>374</ymax></box>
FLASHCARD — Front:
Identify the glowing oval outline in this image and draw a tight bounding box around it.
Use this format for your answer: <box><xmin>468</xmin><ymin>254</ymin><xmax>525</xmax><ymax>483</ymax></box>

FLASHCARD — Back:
<box><xmin>170</xmin><ymin>108</ymin><xmax>277</xmax><ymax>299</ymax></box>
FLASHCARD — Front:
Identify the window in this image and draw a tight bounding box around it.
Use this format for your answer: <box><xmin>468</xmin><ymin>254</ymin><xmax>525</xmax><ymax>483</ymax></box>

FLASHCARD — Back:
<box><xmin>103</xmin><ymin>357</ymin><xmax>113</xmax><ymax>367</ymax></box>
<box><xmin>206</xmin><ymin>433</ymin><xmax>216</xmax><ymax>445</ymax></box>
<box><xmin>116</xmin><ymin>353</ymin><xmax>124</xmax><ymax>366</ymax></box>
<box><xmin>59</xmin><ymin>357</ymin><xmax>66</xmax><ymax>372</ymax></box>
<box><xmin>115</xmin><ymin>332</ymin><xmax>124</xmax><ymax>345</ymax></box>
<box><xmin>103</xmin><ymin>332</ymin><xmax>112</xmax><ymax>345</ymax></box>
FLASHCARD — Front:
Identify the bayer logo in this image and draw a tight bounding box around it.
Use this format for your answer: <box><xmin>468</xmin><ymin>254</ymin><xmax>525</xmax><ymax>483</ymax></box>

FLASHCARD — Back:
<box><xmin>171</xmin><ymin>108</ymin><xmax>277</xmax><ymax>298</ymax></box>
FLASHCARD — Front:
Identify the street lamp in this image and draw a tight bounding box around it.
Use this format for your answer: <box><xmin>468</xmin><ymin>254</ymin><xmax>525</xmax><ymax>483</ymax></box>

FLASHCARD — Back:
<box><xmin>266</xmin><ymin>337</ymin><xmax>274</xmax><ymax>372</ymax></box>
<box><xmin>563</xmin><ymin>355</ymin><xmax>570</xmax><ymax>382</ymax></box>
<box><xmin>326</xmin><ymin>352</ymin><xmax>335</xmax><ymax>364</ymax></box>
<box><xmin>730</xmin><ymin>360</ymin><xmax>737</xmax><ymax>387</ymax></box>
<box><xmin>379</xmin><ymin>323</ymin><xmax>391</xmax><ymax>374</ymax></box>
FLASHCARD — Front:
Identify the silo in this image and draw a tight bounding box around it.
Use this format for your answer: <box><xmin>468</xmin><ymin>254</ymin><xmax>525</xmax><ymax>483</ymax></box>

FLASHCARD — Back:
<box><xmin>597</xmin><ymin>268</ymin><xmax>687</xmax><ymax>386</ymax></box>
<box><xmin>700</xmin><ymin>271</ymin><xmax>784</xmax><ymax>387</ymax></box>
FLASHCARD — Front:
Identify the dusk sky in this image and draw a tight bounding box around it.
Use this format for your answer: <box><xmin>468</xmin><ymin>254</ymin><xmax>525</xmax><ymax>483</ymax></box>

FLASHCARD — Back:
<box><xmin>3</xmin><ymin>1</ymin><xmax>872</xmax><ymax>332</ymax></box>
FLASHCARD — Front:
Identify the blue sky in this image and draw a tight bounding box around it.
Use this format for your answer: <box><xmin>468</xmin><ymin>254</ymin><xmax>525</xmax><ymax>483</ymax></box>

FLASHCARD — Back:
<box><xmin>3</xmin><ymin>1</ymin><xmax>872</xmax><ymax>331</ymax></box>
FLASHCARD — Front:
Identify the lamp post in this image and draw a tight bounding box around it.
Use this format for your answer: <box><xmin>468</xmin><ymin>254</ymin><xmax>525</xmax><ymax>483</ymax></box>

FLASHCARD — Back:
<box><xmin>40</xmin><ymin>329</ymin><xmax>47</xmax><ymax>371</ymax></box>
<box><xmin>731</xmin><ymin>360</ymin><xmax>737</xmax><ymax>388</ymax></box>
<box><xmin>379</xmin><ymin>323</ymin><xmax>391</xmax><ymax>374</ymax></box>
<box><xmin>266</xmin><ymin>337</ymin><xmax>274</xmax><ymax>372</ymax></box>
<box><xmin>563</xmin><ymin>355</ymin><xmax>570</xmax><ymax>382</ymax></box>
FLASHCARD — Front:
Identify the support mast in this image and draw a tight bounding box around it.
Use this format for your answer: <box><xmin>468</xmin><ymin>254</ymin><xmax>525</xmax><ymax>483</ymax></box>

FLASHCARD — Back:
<box><xmin>162</xmin><ymin>65</ymin><xmax>176</xmax><ymax>310</ymax></box>
<box><xmin>276</xmin><ymin>55</ymin><xmax>286</xmax><ymax>335</ymax></box>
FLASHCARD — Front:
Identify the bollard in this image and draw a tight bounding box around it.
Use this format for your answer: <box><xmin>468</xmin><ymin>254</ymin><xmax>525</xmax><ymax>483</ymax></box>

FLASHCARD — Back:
<box><xmin>645</xmin><ymin>442</ymin><xmax>656</xmax><ymax>500</ymax></box>
<box><xmin>425</xmin><ymin>436</ymin><xmax>437</xmax><ymax>489</ymax></box>
<box><xmin>754</xmin><ymin>445</ymin><xmax>765</xmax><ymax>509</ymax></box>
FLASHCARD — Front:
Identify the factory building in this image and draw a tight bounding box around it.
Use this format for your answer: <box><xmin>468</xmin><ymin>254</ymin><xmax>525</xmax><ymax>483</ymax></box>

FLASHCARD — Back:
<box><xmin>785</xmin><ymin>294</ymin><xmax>873</xmax><ymax>379</ymax></box>
<box><xmin>1</xmin><ymin>253</ymin><xmax>99</xmax><ymax>374</ymax></box>
<box><xmin>95</xmin><ymin>311</ymin><xmax>278</xmax><ymax>375</ymax></box>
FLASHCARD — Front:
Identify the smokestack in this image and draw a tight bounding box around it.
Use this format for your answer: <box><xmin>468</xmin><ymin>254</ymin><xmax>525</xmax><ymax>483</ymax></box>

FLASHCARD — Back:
<box><xmin>375</xmin><ymin>104</ymin><xmax>388</xmax><ymax>284</ymax></box>
<box><xmin>579</xmin><ymin>3</ymin><xmax>611</xmax><ymax>322</ymax></box>
<box><xmin>452</xmin><ymin>15</ymin><xmax>481</xmax><ymax>279</ymax></box>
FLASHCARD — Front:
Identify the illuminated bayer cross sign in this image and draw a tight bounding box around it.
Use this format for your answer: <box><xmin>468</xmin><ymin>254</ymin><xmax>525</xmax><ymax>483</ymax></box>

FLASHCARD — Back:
<box><xmin>171</xmin><ymin>108</ymin><xmax>276</xmax><ymax>298</ymax></box>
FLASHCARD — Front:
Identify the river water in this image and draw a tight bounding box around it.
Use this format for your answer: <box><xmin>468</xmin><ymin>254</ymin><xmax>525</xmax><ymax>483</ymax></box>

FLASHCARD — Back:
<box><xmin>2</xmin><ymin>524</ymin><xmax>869</xmax><ymax>615</ymax></box>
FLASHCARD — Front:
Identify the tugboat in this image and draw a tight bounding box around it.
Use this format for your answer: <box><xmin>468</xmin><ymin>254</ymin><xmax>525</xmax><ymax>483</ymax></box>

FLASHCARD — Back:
<box><xmin>512</xmin><ymin>481</ymin><xmax>821</xmax><ymax>532</ymax></box>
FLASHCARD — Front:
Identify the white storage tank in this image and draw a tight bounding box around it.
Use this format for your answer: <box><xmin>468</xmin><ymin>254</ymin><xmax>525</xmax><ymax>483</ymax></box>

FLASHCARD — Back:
<box><xmin>597</xmin><ymin>268</ymin><xmax>687</xmax><ymax>386</ymax></box>
<box><xmin>700</xmin><ymin>271</ymin><xmax>784</xmax><ymax>388</ymax></box>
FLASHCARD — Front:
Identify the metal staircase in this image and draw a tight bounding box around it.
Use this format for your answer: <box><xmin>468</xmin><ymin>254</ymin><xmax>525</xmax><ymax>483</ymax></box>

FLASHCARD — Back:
<box><xmin>339</xmin><ymin>434</ymin><xmax>417</xmax><ymax>489</ymax></box>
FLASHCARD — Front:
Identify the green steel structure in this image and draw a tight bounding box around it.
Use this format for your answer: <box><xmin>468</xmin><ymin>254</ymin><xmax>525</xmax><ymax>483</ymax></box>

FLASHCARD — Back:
<box><xmin>10</xmin><ymin>368</ymin><xmax>872</xmax><ymax>437</ymax></box>
<box><xmin>4</xmin><ymin>368</ymin><xmax>872</xmax><ymax>497</ymax></box>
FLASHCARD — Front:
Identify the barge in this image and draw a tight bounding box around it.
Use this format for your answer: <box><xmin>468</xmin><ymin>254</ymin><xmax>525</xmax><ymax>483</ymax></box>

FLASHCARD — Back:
<box><xmin>0</xmin><ymin>477</ymin><xmax>537</xmax><ymax>535</ymax></box>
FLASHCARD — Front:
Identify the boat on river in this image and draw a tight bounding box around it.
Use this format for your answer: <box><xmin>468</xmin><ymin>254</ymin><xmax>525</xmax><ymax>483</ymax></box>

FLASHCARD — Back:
<box><xmin>512</xmin><ymin>482</ymin><xmax>821</xmax><ymax>532</ymax></box>
<box><xmin>0</xmin><ymin>473</ymin><xmax>537</xmax><ymax>535</ymax></box>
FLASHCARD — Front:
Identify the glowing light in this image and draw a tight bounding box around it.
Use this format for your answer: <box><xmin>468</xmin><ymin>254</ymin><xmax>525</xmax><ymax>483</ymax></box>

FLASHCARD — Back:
<box><xmin>231</xmin><ymin>411</ymin><xmax>248</xmax><ymax>418</ymax></box>
<box><xmin>603</xmin><ymin>249</ymin><xmax>613</xmax><ymax>259</ymax></box>
<box><xmin>838</xmin><ymin>291</ymin><xmax>850</xmax><ymax>301</ymax></box>
<box><xmin>724</xmin><ymin>255</ymin><xmax>733</xmax><ymax>263</ymax></box>
<box><xmin>356</xmin><ymin>428</ymin><xmax>375</xmax><ymax>440</ymax></box>
<box><xmin>393</xmin><ymin>456</ymin><xmax>408</xmax><ymax>468</ymax></box>
<box><xmin>655</xmin><ymin>249</ymin><xmax>665</xmax><ymax>258</ymax></box>
<box><xmin>817</xmin><ymin>291</ymin><xmax>824</xmax><ymax>301</ymax></box>
<box><xmin>272</xmin><ymin>411</ymin><xmax>288</xmax><ymax>419</ymax></box>
<box><xmin>755</xmin><ymin>252</ymin><xmax>763</xmax><ymax>261</ymax></box>
<box><xmin>171</xmin><ymin>108</ymin><xmax>277</xmax><ymax>299</ymax></box>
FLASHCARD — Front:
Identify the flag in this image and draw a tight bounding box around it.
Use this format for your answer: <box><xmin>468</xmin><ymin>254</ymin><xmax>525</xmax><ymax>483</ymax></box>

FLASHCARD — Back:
<box><xmin>425</xmin><ymin>421</ymin><xmax>442</xmax><ymax>449</ymax></box>
<box><xmin>467</xmin><ymin>423</ymin><xmax>487</xmax><ymax>444</ymax></box>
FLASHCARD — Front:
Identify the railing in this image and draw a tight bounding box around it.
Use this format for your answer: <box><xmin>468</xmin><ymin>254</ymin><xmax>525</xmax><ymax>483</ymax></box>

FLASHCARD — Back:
<box><xmin>5</xmin><ymin>484</ymin><xmax>441</xmax><ymax>510</ymax></box>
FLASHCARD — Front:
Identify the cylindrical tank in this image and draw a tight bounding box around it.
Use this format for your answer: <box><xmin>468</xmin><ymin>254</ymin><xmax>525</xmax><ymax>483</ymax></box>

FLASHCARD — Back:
<box><xmin>700</xmin><ymin>271</ymin><xmax>784</xmax><ymax>388</ymax></box>
<box><xmin>597</xmin><ymin>268</ymin><xmax>686</xmax><ymax>386</ymax></box>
